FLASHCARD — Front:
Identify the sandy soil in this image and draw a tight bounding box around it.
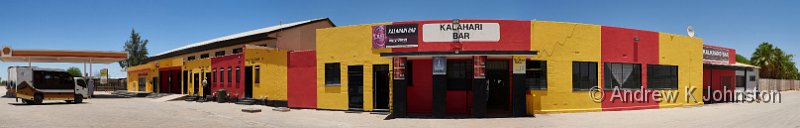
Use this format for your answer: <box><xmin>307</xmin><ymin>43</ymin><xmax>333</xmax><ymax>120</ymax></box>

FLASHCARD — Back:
<box><xmin>0</xmin><ymin>86</ymin><xmax>798</xmax><ymax>128</ymax></box>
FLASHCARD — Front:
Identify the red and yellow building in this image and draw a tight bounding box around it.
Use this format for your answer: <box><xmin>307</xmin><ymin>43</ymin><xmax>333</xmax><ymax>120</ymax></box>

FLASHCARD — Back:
<box><xmin>129</xmin><ymin>18</ymin><xmax>755</xmax><ymax>118</ymax></box>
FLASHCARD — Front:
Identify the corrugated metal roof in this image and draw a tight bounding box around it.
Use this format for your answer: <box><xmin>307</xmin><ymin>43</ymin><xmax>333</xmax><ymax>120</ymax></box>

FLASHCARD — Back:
<box><xmin>152</xmin><ymin>18</ymin><xmax>328</xmax><ymax>57</ymax></box>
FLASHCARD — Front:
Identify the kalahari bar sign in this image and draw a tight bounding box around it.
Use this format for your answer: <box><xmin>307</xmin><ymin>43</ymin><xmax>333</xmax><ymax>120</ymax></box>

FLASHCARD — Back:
<box><xmin>422</xmin><ymin>23</ymin><xmax>500</xmax><ymax>42</ymax></box>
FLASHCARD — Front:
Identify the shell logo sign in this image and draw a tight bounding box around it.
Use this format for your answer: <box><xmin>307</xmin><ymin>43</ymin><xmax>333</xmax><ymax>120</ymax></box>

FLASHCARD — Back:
<box><xmin>1</xmin><ymin>46</ymin><xmax>11</xmax><ymax>56</ymax></box>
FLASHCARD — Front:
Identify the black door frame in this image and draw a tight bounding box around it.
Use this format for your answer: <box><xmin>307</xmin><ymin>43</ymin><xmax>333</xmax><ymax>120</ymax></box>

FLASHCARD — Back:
<box><xmin>244</xmin><ymin>66</ymin><xmax>253</xmax><ymax>98</ymax></box>
<box><xmin>373</xmin><ymin>64</ymin><xmax>390</xmax><ymax>110</ymax></box>
<box><xmin>485</xmin><ymin>60</ymin><xmax>511</xmax><ymax>114</ymax></box>
<box><xmin>348</xmin><ymin>65</ymin><xmax>364</xmax><ymax>110</ymax></box>
<box><xmin>193</xmin><ymin>73</ymin><xmax>199</xmax><ymax>96</ymax></box>
<box><xmin>183</xmin><ymin>71</ymin><xmax>188</xmax><ymax>94</ymax></box>
<box><xmin>208</xmin><ymin>72</ymin><xmax>211</xmax><ymax>96</ymax></box>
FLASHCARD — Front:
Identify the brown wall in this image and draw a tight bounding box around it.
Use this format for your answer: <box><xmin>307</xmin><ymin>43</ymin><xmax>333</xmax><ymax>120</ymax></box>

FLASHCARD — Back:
<box><xmin>273</xmin><ymin>20</ymin><xmax>334</xmax><ymax>51</ymax></box>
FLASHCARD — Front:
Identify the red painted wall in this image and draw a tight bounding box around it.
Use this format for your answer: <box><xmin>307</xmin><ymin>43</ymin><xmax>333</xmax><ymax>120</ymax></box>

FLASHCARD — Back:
<box><xmin>288</xmin><ymin>51</ymin><xmax>317</xmax><ymax>108</ymax></box>
<box><xmin>391</xmin><ymin>20</ymin><xmax>531</xmax><ymax>53</ymax></box>
<box><xmin>158</xmin><ymin>67</ymin><xmax>182</xmax><ymax>94</ymax></box>
<box><xmin>211</xmin><ymin>54</ymin><xmax>245</xmax><ymax>99</ymax></box>
<box><xmin>446</xmin><ymin>91</ymin><xmax>472</xmax><ymax>114</ymax></box>
<box><xmin>704</xmin><ymin>69</ymin><xmax>736</xmax><ymax>103</ymax></box>
<box><xmin>600</xmin><ymin>26</ymin><xmax>660</xmax><ymax>111</ymax></box>
<box><xmin>407</xmin><ymin>59</ymin><xmax>433</xmax><ymax>113</ymax></box>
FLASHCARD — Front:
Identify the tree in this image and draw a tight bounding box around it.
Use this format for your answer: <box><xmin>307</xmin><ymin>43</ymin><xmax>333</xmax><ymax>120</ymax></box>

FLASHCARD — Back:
<box><xmin>735</xmin><ymin>54</ymin><xmax>751</xmax><ymax>64</ymax></box>
<box><xmin>751</xmin><ymin>42</ymin><xmax>800</xmax><ymax>79</ymax></box>
<box><xmin>67</xmin><ymin>67</ymin><xmax>83</xmax><ymax>77</ymax></box>
<box><xmin>119</xmin><ymin>29</ymin><xmax>149</xmax><ymax>69</ymax></box>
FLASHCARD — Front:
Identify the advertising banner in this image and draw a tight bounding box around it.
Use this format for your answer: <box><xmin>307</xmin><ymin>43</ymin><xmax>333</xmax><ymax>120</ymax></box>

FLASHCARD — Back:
<box><xmin>422</xmin><ymin>23</ymin><xmax>500</xmax><ymax>42</ymax></box>
<box><xmin>372</xmin><ymin>24</ymin><xmax>419</xmax><ymax>48</ymax></box>
<box><xmin>433</xmin><ymin>56</ymin><xmax>447</xmax><ymax>75</ymax></box>
<box><xmin>474</xmin><ymin>56</ymin><xmax>486</xmax><ymax>79</ymax></box>
<box><xmin>703</xmin><ymin>46</ymin><xmax>733</xmax><ymax>64</ymax></box>
<box><xmin>513</xmin><ymin>56</ymin><xmax>526</xmax><ymax>74</ymax></box>
<box><xmin>393</xmin><ymin>57</ymin><xmax>407</xmax><ymax>80</ymax></box>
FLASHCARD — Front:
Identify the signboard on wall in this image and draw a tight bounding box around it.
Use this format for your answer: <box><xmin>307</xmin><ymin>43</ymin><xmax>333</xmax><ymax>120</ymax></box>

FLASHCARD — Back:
<box><xmin>393</xmin><ymin>57</ymin><xmax>407</xmax><ymax>80</ymax></box>
<box><xmin>372</xmin><ymin>24</ymin><xmax>419</xmax><ymax>48</ymax></box>
<box><xmin>473</xmin><ymin>56</ymin><xmax>486</xmax><ymax>79</ymax></box>
<box><xmin>422</xmin><ymin>23</ymin><xmax>500</xmax><ymax>42</ymax></box>
<box><xmin>433</xmin><ymin>56</ymin><xmax>447</xmax><ymax>75</ymax></box>
<box><xmin>703</xmin><ymin>46</ymin><xmax>732</xmax><ymax>64</ymax></box>
<box><xmin>512</xmin><ymin>56</ymin><xmax>527</xmax><ymax>74</ymax></box>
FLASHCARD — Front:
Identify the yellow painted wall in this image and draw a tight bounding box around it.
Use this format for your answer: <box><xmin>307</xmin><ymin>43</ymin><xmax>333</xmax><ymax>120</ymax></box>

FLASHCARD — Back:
<box><xmin>244</xmin><ymin>49</ymin><xmax>288</xmax><ymax>100</ymax></box>
<box><xmin>183</xmin><ymin>58</ymin><xmax>211</xmax><ymax>96</ymax></box>
<box><xmin>316</xmin><ymin>24</ymin><xmax>392</xmax><ymax>111</ymax></box>
<box><xmin>127</xmin><ymin>57</ymin><xmax>184</xmax><ymax>93</ymax></box>
<box><xmin>528</xmin><ymin>21</ymin><xmax>603</xmax><ymax>114</ymax></box>
<box><xmin>127</xmin><ymin>62</ymin><xmax>156</xmax><ymax>92</ymax></box>
<box><xmin>658</xmin><ymin>33</ymin><xmax>704</xmax><ymax>107</ymax></box>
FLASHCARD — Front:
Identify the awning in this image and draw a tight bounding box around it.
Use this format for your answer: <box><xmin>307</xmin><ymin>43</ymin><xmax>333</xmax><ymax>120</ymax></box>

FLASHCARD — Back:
<box><xmin>704</xmin><ymin>62</ymin><xmax>760</xmax><ymax>69</ymax></box>
<box><xmin>0</xmin><ymin>48</ymin><xmax>127</xmax><ymax>64</ymax></box>
<box><xmin>380</xmin><ymin>50</ymin><xmax>538</xmax><ymax>58</ymax></box>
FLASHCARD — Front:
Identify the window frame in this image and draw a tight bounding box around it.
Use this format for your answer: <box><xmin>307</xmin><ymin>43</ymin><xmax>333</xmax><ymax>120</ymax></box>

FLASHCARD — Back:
<box><xmin>526</xmin><ymin>60</ymin><xmax>547</xmax><ymax>90</ymax></box>
<box><xmin>446</xmin><ymin>60</ymin><xmax>473</xmax><ymax>90</ymax></box>
<box><xmin>325</xmin><ymin>63</ymin><xmax>341</xmax><ymax>86</ymax></box>
<box><xmin>647</xmin><ymin>64</ymin><xmax>679</xmax><ymax>90</ymax></box>
<box><xmin>255</xmin><ymin>66</ymin><xmax>261</xmax><ymax>83</ymax></box>
<box><xmin>572</xmin><ymin>61</ymin><xmax>598</xmax><ymax>91</ymax></box>
<box><xmin>603</xmin><ymin>62</ymin><xmax>642</xmax><ymax>90</ymax></box>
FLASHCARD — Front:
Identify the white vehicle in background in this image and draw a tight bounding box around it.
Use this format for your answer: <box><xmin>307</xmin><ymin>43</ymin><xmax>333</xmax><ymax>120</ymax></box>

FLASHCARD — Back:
<box><xmin>9</xmin><ymin>66</ymin><xmax>93</xmax><ymax>104</ymax></box>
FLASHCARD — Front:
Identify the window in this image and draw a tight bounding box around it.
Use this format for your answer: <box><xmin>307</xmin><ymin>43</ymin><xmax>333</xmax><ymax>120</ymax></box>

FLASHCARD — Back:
<box><xmin>604</xmin><ymin>63</ymin><xmax>642</xmax><ymax>90</ymax></box>
<box><xmin>255</xmin><ymin>66</ymin><xmax>261</xmax><ymax>83</ymax></box>
<box><xmin>215</xmin><ymin>51</ymin><xmax>226</xmax><ymax>56</ymax></box>
<box><xmin>750</xmin><ymin>76</ymin><xmax>756</xmax><ymax>81</ymax></box>
<box><xmin>527</xmin><ymin>60</ymin><xmax>547</xmax><ymax>90</ymax></box>
<box><xmin>200</xmin><ymin>54</ymin><xmax>210</xmax><ymax>59</ymax></box>
<box><xmin>211</xmin><ymin>69</ymin><xmax>216</xmax><ymax>85</ymax></box>
<box><xmin>187</xmin><ymin>56</ymin><xmax>196</xmax><ymax>61</ymax></box>
<box><xmin>227</xmin><ymin>67</ymin><xmax>232</xmax><ymax>84</ymax></box>
<box><xmin>325</xmin><ymin>63</ymin><xmax>341</xmax><ymax>85</ymax></box>
<box><xmin>233</xmin><ymin>48</ymin><xmax>243</xmax><ymax>54</ymax></box>
<box><xmin>218</xmin><ymin>68</ymin><xmax>223</xmax><ymax>83</ymax></box>
<box><xmin>572</xmin><ymin>62</ymin><xmax>598</xmax><ymax>91</ymax></box>
<box><xmin>447</xmin><ymin>60</ymin><xmax>472</xmax><ymax>90</ymax></box>
<box><xmin>736</xmin><ymin>75</ymin><xmax>746</xmax><ymax>88</ymax></box>
<box><xmin>647</xmin><ymin>65</ymin><xmax>678</xmax><ymax>89</ymax></box>
<box><xmin>236</xmin><ymin>67</ymin><xmax>241</xmax><ymax>83</ymax></box>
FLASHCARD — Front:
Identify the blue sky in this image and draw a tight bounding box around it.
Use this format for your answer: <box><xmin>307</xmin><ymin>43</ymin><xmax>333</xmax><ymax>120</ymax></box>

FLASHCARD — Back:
<box><xmin>1</xmin><ymin>0</ymin><xmax>798</xmax><ymax>79</ymax></box>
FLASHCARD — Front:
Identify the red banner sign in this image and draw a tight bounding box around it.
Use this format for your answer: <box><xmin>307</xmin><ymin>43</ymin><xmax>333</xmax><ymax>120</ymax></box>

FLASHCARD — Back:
<box><xmin>474</xmin><ymin>56</ymin><xmax>486</xmax><ymax>79</ymax></box>
<box><xmin>393</xmin><ymin>57</ymin><xmax>407</xmax><ymax>80</ymax></box>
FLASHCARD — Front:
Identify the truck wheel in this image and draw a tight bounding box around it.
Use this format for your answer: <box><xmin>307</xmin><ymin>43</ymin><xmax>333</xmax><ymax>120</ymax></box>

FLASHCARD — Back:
<box><xmin>33</xmin><ymin>94</ymin><xmax>43</xmax><ymax>104</ymax></box>
<box><xmin>74</xmin><ymin>94</ymin><xmax>83</xmax><ymax>104</ymax></box>
<box><xmin>23</xmin><ymin>100</ymin><xmax>34</xmax><ymax>105</ymax></box>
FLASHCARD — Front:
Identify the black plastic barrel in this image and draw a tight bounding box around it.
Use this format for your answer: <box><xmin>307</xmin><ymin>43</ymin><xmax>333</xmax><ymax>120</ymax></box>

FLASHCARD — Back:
<box><xmin>217</xmin><ymin>89</ymin><xmax>227</xmax><ymax>103</ymax></box>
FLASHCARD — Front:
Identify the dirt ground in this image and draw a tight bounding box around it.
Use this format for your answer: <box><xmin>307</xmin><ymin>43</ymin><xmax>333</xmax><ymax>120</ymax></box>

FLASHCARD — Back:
<box><xmin>0</xmin><ymin>86</ymin><xmax>798</xmax><ymax>128</ymax></box>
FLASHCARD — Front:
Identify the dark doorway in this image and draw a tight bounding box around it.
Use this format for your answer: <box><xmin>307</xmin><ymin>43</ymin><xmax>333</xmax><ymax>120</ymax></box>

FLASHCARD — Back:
<box><xmin>486</xmin><ymin>60</ymin><xmax>510</xmax><ymax>115</ymax></box>
<box><xmin>348</xmin><ymin>65</ymin><xmax>364</xmax><ymax>110</ymax></box>
<box><xmin>373</xmin><ymin>65</ymin><xmax>390</xmax><ymax>111</ymax></box>
<box><xmin>160</xmin><ymin>71</ymin><xmax>170</xmax><ymax>93</ymax></box>
<box><xmin>152</xmin><ymin>77</ymin><xmax>159</xmax><ymax>93</ymax></box>
<box><xmin>183</xmin><ymin>71</ymin><xmax>188</xmax><ymax>94</ymax></box>
<box><xmin>244</xmin><ymin>66</ymin><xmax>253</xmax><ymax>98</ymax></box>
<box><xmin>193</xmin><ymin>73</ymin><xmax>199</xmax><ymax>96</ymax></box>
<box><xmin>204</xmin><ymin>72</ymin><xmax>211</xmax><ymax>97</ymax></box>
<box><xmin>171</xmin><ymin>70</ymin><xmax>181</xmax><ymax>94</ymax></box>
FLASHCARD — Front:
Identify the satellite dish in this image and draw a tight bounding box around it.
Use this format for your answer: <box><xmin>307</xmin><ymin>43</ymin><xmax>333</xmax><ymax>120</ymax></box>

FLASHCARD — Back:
<box><xmin>687</xmin><ymin>26</ymin><xmax>695</xmax><ymax>37</ymax></box>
